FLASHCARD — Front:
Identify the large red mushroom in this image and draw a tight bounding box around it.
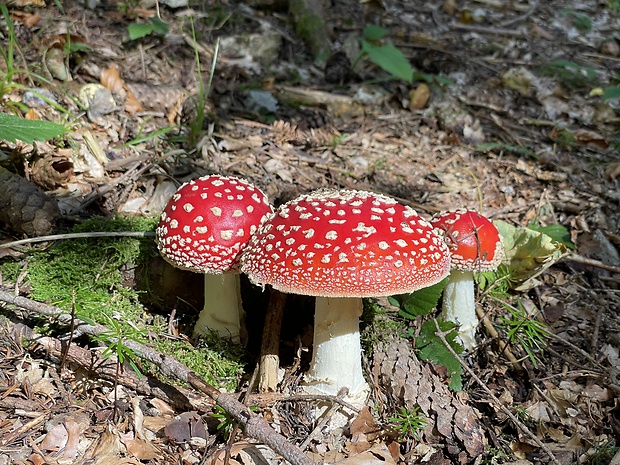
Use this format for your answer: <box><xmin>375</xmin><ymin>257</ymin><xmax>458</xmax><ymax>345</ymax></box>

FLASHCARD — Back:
<box><xmin>156</xmin><ymin>175</ymin><xmax>273</xmax><ymax>342</ymax></box>
<box><xmin>430</xmin><ymin>209</ymin><xmax>503</xmax><ymax>350</ymax></box>
<box><xmin>241</xmin><ymin>189</ymin><xmax>451</xmax><ymax>400</ymax></box>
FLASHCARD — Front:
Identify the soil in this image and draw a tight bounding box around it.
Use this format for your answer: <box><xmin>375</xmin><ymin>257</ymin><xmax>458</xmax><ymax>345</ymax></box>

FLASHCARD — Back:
<box><xmin>0</xmin><ymin>0</ymin><xmax>619</xmax><ymax>464</ymax></box>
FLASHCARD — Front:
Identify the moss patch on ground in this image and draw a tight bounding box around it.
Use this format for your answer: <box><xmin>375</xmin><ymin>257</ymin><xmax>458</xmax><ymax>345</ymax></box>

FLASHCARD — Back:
<box><xmin>0</xmin><ymin>215</ymin><xmax>245</xmax><ymax>390</ymax></box>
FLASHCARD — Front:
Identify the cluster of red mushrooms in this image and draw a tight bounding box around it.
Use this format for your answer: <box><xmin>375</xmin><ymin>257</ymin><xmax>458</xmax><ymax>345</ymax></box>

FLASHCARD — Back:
<box><xmin>156</xmin><ymin>175</ymin><xmax>504</xmax><ymax>401</ymax></box>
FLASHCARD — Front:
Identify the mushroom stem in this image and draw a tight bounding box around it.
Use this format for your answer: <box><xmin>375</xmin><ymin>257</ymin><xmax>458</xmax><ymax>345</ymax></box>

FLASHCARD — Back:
<box><xmin>193</xmin><ymin>273</ymin><xmax>243</xmax><ymax>342</ymax></box>
<box><xmin>441</xmin><ymin>270</ymin><xmax>476</xmax><ymax>350</ymax></box>
<box><xmin>304</xmin><ymin>297</ymin><xmax>369</xmax><ymax>399</ymax></box>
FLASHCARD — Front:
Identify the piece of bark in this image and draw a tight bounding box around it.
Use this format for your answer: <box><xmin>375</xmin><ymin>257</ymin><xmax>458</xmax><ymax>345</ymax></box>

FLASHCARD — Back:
<box><xmin>0</xmin><ymin>168</ymin><xmax>60</xmax><ymax>237</ymax></box>
<box><xmin>373</xmin><ymin>336</ymin><xmax>486</xmax><ymax>463</ymax></box>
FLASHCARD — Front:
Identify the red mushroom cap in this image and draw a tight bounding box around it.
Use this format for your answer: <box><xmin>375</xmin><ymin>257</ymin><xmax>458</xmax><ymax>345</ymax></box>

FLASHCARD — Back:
<box><xmin>240</xmin><ymin>189</ymin><xmax>451</xmax><ymax>297</ymax></box>
<box><xmin>430</xmin><ymin>209</ymin><xmax>503</xmax><ymax>272</ymax></box>
<box><xmin>156</xmin><ymin>175</ymin><xmax>273</xmax><ymax>274</ymax></box>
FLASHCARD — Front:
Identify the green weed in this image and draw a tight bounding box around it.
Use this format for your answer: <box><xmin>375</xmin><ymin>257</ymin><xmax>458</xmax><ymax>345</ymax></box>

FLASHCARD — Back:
<box><xmin>90</xmin><ymin>314</ymin><xmax>147</xmax><ymax>377</ymax></box>
<box><xmin>355</xmin><ymin>25</ymin><xmax>453</xmax><ymax>86</ymax></box>
<box><xmin>498</xmin><ymin>302</ymin><xmax>549</xmax><ymax>368</ymax></box>
<box><xmin>388</xmin><ymin>406</ymin><xmax>427</xmax><ymax>440</ymax></box>
<box><xmin>585</xmin><ymin>438</ymin><xmax>618</xmax><ymax>465</ymax></box>
<box><xmin>540</xmin><ymin>60</ymin><xmax>598</xmax><ymax>89</ymax></box>
<box><xmin>155</xmin><ymin>338</ymin><xmax>245</xmax><ymax>392</ymax></box>
<box><xmin>562</xmin><ymin>9</ymin><xmax>593</xmax><ymax>32</ymax></box>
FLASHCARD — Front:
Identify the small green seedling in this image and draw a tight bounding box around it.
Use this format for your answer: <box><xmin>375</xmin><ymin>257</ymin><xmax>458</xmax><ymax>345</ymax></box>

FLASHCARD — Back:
<box><xmin>212</xmin><ymin>405</ymin><xmax>235</xmax><ymax>440</ymax></box>
<box><xmin>358</xmin><ymin>25</ymin><xmax>414</xmax><ymax>83</ymax></box>
<box><xmin>498</xmin><ymin>302</ymin><xmax>549</xmax><ymax>368</ymax></box>
<box><xmin>540</xmin><ymin>60</ymin><xmax>598</xmax><ymax>89</ymax></box>
<box><xmin>90</xmin><ymin>315</ymin><xmax>146</xmax><ymax>377</ymax></box>
<box><xmin>388</xmin><ymin>406</ymin><xmax>427</xmax><ymax>441</ymax></box>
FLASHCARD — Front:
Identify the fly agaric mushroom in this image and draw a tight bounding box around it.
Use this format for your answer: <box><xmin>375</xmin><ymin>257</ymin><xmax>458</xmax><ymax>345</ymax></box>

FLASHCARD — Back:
<box><xmin>241</xmin><ymin>189</ymin><xmax>451</xmax><ymax>399</ymax></box>
<box><xmin>430</xmin><ymin>209</ymin><xmax>503</xmax><ymax>350</ymax></box>
<box><xmin>156</xmin><ymin>175</ymin><xmax>273</xmax><ymax>341</ymax></box>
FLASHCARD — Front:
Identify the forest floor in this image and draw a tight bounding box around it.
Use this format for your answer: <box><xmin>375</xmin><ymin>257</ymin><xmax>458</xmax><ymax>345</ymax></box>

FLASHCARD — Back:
<box><xmin>0</xmin><ymin>0</ymin><xmax>619</xmax><ymax>464</ymax></box>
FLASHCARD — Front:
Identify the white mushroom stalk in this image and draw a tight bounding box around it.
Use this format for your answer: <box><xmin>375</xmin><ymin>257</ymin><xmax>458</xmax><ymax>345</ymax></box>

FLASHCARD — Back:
<box><xmin>241</xmin><ymin>189</ymin><xmax>451</xmax><ymax>400</ymax></box>
<box><xmin>156</xmin><ymin>175</ymin><xmax>273</xmax><ymax>342</ymax></box>
<box><xmin>431</xmin><ymin>209</ymin><xmax>504</xmax><ymax>351</ymax></box>
<box><xmin>306</xmin><ymin>297</ymin><xmax>366</xmax><ymax>398</ymax></box>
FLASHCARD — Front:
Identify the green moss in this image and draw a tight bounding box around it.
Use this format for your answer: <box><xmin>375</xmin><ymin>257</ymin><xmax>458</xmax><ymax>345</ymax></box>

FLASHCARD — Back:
<box><xmin>0</xmin><ymin>214</ymin><xmax>247</xmax><ymax>390</ymax></box>
<box><xmin>156</xmin><ymin>338</ymin><xmax>245</xmax><ymax>392</ymax></box>
<box><xmin>0</xmin><ymin>260</ymin><xmax>22</xmax><ymax>283</ymax></box>
<box><xmin>22</xmin><ymin>216</ymin><xmax>157</xmax><ymax>329</ymax></box>
<box><xmin>360</xmin><ymin>299</ymin><xmax>408</xmax><ymax>358</ymax></box>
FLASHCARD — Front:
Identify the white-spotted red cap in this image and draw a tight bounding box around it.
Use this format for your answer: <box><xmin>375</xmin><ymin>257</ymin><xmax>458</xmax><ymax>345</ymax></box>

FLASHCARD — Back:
<box><xmin>240</xmin><ymin>189</ymin><xmax>451</xmax><ymax>297</ymax></box>
<box><xmin>156</xmin><ymin>175</ymin><xmax>273</xmax><ymax>274</ymax></box>
<box><xmin>430</xmin><ymin>209</ymin><xmax>503</xmax><ymax>272</ymax></box>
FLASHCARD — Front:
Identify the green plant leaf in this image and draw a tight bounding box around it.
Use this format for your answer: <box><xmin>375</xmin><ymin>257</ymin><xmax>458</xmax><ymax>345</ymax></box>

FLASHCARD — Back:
<box><xmin>0</xmin><ymin>113</ymin><xmax>67</xmax><ymax>143</ymax></box>
<box><xmin>149</xmin><ymin>17</ymin><xmax>169</xmax><ymax>35</ymax></box>
<box><xmin>528</xmin><ymin>223</ymin><xmax>575</xmax><ymax>250</ymax></box>
<box><xmin>603</xmin><ymin>86</ymin><xmax>620</xmax><ymax>100</ymax></box>
<box><xmin>413</xmin><ymin>319</ymin><xmax>463</xmax><ymax>391</ymax></box>
<box><xmin>127</xmin><ymin>18</ymin><xmax>168</xmax><ymax>41</ymax></box>
<box><xmin>389</xmin><ymin>278</ymin><xmax>447</xmax><ymax>319</ymax></box>
<box><xmin>361</xmin><ymin>41</ymin><xmax>413</xmax><ymax>82</ymax></box>
<box><xmin>363</xmin><ymin>24</ymin><xmax>389</xmax><ymax>41</ymax></box>
<box><xmin>494</xmin><ymin>220</ymin><xmax>567</xmax><ymax>290</ymax></box>
<box><xmin>128</xmin><ymin>22</ymin><xmax>155</xmax><ymax>40</ymax></box>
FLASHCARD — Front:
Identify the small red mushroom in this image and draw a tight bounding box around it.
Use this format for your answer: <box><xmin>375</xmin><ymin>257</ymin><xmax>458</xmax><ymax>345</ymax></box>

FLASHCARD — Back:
<box><xmin>430</xmin><ymin>209</ymin><xmax>503</xmax><ymax>350</ymax></box>
<box><xmin>156</xmin><ymin>175</ymin><xmax>273</xmax><ymax>341</ymax></box>
<box><xmin>241</xmin><ymin>188</ymin><xmax>451</xmax><ymax>399</ymax></box>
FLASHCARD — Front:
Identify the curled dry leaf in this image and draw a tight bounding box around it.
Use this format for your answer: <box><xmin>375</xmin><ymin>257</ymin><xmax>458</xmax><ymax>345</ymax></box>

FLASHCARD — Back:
<box><xmin>100</xmin><ymin>65</ymin><xmax>125</xmax><ymax>94</ymax></box>
<box><xmin>100</xmin><ymin>65</ymin><xmax>144</xmax><ymax>114</ymax></box>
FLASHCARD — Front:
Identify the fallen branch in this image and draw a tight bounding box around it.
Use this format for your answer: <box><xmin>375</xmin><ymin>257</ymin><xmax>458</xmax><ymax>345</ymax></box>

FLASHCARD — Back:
<box><xmin>6</xmin><ymin>321</ymin><xmax>211</xmax><ymax>412</ymax></box>
<box><xmin>0</xmin><ymin>289</ymin><xmax>316</xmax><ymax>465</ymax></box>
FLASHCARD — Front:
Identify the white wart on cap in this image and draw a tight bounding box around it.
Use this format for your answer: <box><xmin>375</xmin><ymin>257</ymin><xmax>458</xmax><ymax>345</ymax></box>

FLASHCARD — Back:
<box><xmin>241</xmin><ymin>189</ymin><xmax>451</xmax><ymax>297</ymax></box>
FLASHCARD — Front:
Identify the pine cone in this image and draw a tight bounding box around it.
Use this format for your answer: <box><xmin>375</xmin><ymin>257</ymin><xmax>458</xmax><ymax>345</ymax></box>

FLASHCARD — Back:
<box><xmin>324</xmin><ymin>51</ymin><xmax>353</xmax><ymax>85</ymax></box>
<box><xmin>0</xmin><ymin>168</ymin><xmax>61</xmax><ymax>237</ymax></box>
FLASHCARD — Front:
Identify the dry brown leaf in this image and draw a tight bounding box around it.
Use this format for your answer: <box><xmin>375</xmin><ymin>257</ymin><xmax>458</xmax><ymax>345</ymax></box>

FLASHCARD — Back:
<box><xmin>606</xmin><ymin>162</ymin><xmax>620</xmax><ymax>181</ymax></box>
<box><xmin>206</xmin><ymin>442</ymin><xmax>254</xmax><ymax>465</ymax></box>
<box><xmin>25</xmin><ymin>108</ymin><xmax>40</xmax><ymax>120</ymax></box>
<box><xmin>100</xmin><ymin>65</ymin><xmax>125</xmax><ymax>94</ymax></box>
<box><xmin>11</xmin><ymin>11</ymin><xmax>42</xmax><ymax>28</ymax></box>
<box><xmin>573</xmin><ymin>128</ymin><xmax>608</xmax><ymax>149</ymax></box>
<box><xmin>122</xmin><ymin>433</ymin><xmax>161</xmax><ymax>461</ymax></box>
<box><xmin>9</xmin><ymin>0</ymin><xmax>45</xmax><ymax>7</ymax></box>
<box><xmin>124</xmin><ymin>90</ymin><xmax>144</xmax><ymax>114</ymax></box>
<box><xmin>350</xmin><ymin>406</ymin><xmax>381</xmax><ymax>442</ymax></box>
<box><xmin>27</xmin><ymin>454</ymin><xmax>47</xmax><ymax>465</ymax></box>
<box><xmin>334</xmin><ymin>443</ymin><xmax>396</xmax><ymax>464</ymax></box>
